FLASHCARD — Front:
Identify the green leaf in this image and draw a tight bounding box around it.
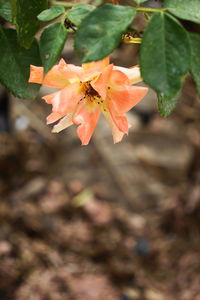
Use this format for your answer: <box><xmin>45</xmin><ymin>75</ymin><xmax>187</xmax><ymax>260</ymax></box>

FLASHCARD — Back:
<box><xmin>134</xmin><ymin>0</ymin><xmax>148</xmax><ymax>4</ymax></box>
<box><xmin>189</xmin><ymin>32</ymin><xmax>200</xmax><ymax>97</ymax></box>
<box><xmin>37</xmin><ymin>5</ymin><xmax>65</xmax><ymax>22</ymax></box>
<box><xmin>164</xmin><ymin>0</ymin><xmax>200</xmax><ymax>24</ymax></box>
<box><xmin>75</xmin><ymin>3</ymin><xmax>136</xmax><ymax>63</ymax></box>
<box><xmin>67</xmin><ymin>3</ymin><xmax>95</xmax><ymax>27</ymax></box>
<box><xmin>140</xmin><ymin>13</ymin><xmax>190</xmax><ymax>115</ymax></box>
<box><xmin>158</xmin><ymin>90</ymin><xmax>181</xmax><ymax>116</ymax></box>
<box><xmin>0</xmin><ymin>26</ymin><xmax>41</xmax><ymax>99</ymax></box>
<box><xmin>13</xmin><ymin>0</ymin><xmax>48</xmax><ymax>48</ymax></box>
<box><xmin>0</xmin><ymin>0</ymin><xmax>12</xmax><ymax>22</ymax></box>
<box><xmin>39</xmin><ymin>22</ymin><xmax>68</xmax><ymax>74</ymax></box>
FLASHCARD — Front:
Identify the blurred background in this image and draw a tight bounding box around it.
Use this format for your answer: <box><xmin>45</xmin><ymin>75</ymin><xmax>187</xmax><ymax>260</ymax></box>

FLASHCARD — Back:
<box><xmin>0</xmin><ymin>1</ymin><xmax>200</xmax><ymax>299</ymax></box>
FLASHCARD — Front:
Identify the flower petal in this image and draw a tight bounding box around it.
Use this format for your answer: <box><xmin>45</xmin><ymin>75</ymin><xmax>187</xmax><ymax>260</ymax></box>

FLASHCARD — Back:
<box><xmin>58</xmin><ymin>58</ymin><xmax>82</xmax><ymax>83</ymax></box>
<box><xmin>51</xmin><ymin>83</ymin><xmax>83</xmax><ymax>115</ymax></box>
<box><xmin>73</xmin><ymin>102</ymin><xmax>101</xmax><ymax>145</ymax></box>
<box><xmin>110</xmin><ymin>69</ymin><xmax>130</xmax><ymax>86</ymax></box>
<box><xmin>29</xmin><ymin>64</ymin><xmax>69</xmax><ymax>89</ymax></box>
<box><xmin>82</xmin><ymin>56</ymin><xmax>110</xmax><ymax>71</ymax></box>
<box><xmin>114</xmin><ymin>66</ymin><xmax>142</xmax><ymax>84</ymax></box>
<box><xmin>108</xmin><ymin>85</ymin><xmax>148</xmax><ymax>114</ymax></box>
<box><xmin>52</xmin><ymin>113</ymin><xmax>73</xmax><ymax>133</ymax></box>
<box><xmin>29</xmin><ymin>65</ymin><xmax>43</xmax><ymax>84</ymax></box>
<box><xmin>91</xmin><ymin>64</ymin><xmax>113</xmax><ymax>99</ymax></box>
<box><xmin>46</xmin><ymin>112</ymin><xmax>63</xmax><ymax>124</ymax></box>
<box><xmin>103</xmin><ymin>111</ymin><xmax>125</xmax><ymax>144</ymax></box>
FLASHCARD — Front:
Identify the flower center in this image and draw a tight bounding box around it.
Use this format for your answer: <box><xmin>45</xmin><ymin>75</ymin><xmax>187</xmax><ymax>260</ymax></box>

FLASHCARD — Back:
<box><xmin>79</xmin><ymin>81</ymin><xmax>107</xmax><ymax>112</ymax></box>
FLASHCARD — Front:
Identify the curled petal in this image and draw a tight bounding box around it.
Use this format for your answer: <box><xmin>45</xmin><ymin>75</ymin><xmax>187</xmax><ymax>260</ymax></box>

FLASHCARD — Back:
<box><xmin>46</xmin><ymin>112</ymin><xmax>63</xmax><ymax>124</ymax></box>
<box><xmin>29</xmin><ymin>65</ymin><xmax>43</xmax><ymax>84</ymax></box>
<box><xmin>52</xmin><ymin>113</ymin><xmax>73</xmax><ymax>133</ymax></box>
<box><xmin>108</xmin><ymin>85</ymin><xmax>148</xmax><ymax>114</ymax></box>
<box><xmin>73</xmin><ymin>102</ymin><xmax>101</xmax><ymax>145</ymax></box>
<box><xmin>29</xmin><ymin>64</ymin><xmax>69</xmax><ymax>89</ymax></box>
<box><xmin>103</xmin><ymin>111</ymin><xmax>125</xmax><ymax>144</ymax></box>
<box><xmin>114</xmin><ymin>66</ymin><xmax>142</xmax><ymax>84</ymax></box>
<box><xmin>91</xmin><ymin>64</ymin><xmax>113</xmax><ymax>99</ymax></box>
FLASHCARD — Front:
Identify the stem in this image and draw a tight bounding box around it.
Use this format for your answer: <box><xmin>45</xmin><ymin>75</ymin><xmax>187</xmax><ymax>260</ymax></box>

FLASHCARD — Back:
<box><xmin>136</xmin><ymin>7</ymin><xmax>166</xmax><ymax>13</ymax></box>
<box><xmin>51</xmin><ymin>1</ymin><xmax>74</xmax><ymax>7</ymax></box>
<box><xmin>123</xmin><ymin>37</ymin><xmax>142</xmax><ymax>44</ymax></box>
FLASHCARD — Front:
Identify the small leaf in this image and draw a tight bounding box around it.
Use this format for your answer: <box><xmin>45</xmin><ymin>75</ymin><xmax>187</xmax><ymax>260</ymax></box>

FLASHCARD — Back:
<box><xmin>39</xmin><ymin>22</ymin><xmax>68</xmax><ymax>74</ymax></box>
<box><xmin>75</xmin><ymin>3</ymin><xmax>136</xmax><ymax>63</ymax></box>
<box><xmin>140</xmin><ymin>13</ymin><xmax>190</xmax><ymax>115</ymax></box>
<box><xmin>164</xmin><ymin>0</ymin><xmax>200</xmax><ymax>24</ymax></box>
<box><xmin>67</xmin><ymin>3</ymin><xmax>95</xmax><ymax>27</ymax></box>
<box><xmin>0</xmin><ymin>26</ymin><xmax>41</xmax><ymax>99</ymax></box>
<box><xmin>189</xmin><ymin>32</ymin><xmax>200</xmax><ymax>97</ymax></box>
<box><xmin>158</xmin><ymin>90</ymin><xmax>181</xmax><ymax>116</ymax></box>
<box><xmin>13</xmin><ymin>0</ymin><xmax>48</xmax><ymax>48</ymax></box>
<box><xmin>37</xmin><ymin>6</ymin><xmax>65</xmax><ymax>22</ymax></box>
<box><xmin>0</xmin><ymin>0</ymin><xmax>12</xmax><ymax>22</ymax></box>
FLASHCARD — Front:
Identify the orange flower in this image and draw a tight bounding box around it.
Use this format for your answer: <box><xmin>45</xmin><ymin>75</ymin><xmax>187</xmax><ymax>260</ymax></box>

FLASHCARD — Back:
<box><xmin>29</xmin><ymin>57</ymin><xmax>148</xmax><ymax>145</ymax></box>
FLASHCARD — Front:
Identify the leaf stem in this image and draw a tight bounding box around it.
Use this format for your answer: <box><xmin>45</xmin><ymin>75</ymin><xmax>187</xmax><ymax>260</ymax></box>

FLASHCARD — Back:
<box><xmin>136</xmin><ymin>7</ymin><xmax>166</xmax><ymax>13</ymax></box>
<box><xmin>51</xmin><ymin>1</ymin><xmax>74</xmax><ymax>7</ymax></box>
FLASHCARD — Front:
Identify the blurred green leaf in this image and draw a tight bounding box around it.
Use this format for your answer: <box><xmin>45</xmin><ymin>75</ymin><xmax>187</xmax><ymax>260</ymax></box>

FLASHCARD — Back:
<box><xmin>164</xmin><ymin>0</ymin><xmax>200</xmax><ymax>23</ymax></box>
<box><xmin>37</xmin><ymin>5</ymin><xmax>65</xmax><ymax>22</ymax></box>
<box><xmin>67</xmin><ymin>3</ymin><xmax>95</xmax><ymax>27</ymax></box>
<box><xmin>140</xmin><ymin>13</ymin><xmax>190</xmax><ymax>116</ymax></box>
<box><xmin>39</xmin><ymin>22</ymin><xmax>68</xmax><ymax>74</ymax></box>
<box><xmin>157</xmin><ymin>90</ymin><xmax>181</xmax><ymax>117</ymax></box>
<box><xmin>13</xmin><ymin>0</ymin><xmax>48</xmax><ymax>48</ymax></box>
<box><xmin>0</xmin><ymin>0</ymin><xmax>12</xmax><ymax>22</ymax></box>
<box><xmin>0</xmin><ymin>26</ymin><xmax>41</xmax><ymax>99</ymax></box>
<box><xmin>134</xmin><ymin>0</ymin><xmax>148</xmax><ymax>4</ymax></box>
<box><xmin>189</xmin><ymin>32</ymin><xmax>200</xmax><ymax>97</ymax></box>
<box><xmin>75</xmin><ymin>3</ymin><xmax>136</xmax><ymax>63</ymax></box>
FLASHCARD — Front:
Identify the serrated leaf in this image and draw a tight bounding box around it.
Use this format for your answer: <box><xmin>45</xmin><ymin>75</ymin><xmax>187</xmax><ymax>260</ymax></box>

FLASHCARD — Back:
<box><xmin>0</xmin><ymin>0</ymin><xmax>12</xmax><ymax>22</ymax></box>
<box><xmin>39</xmin><ymin>22</ymin><xmax>68</xmax><ymax>74</ymax></box>
<box><xmin>140</xmin><ymin>13</ymin><xmax>190</xmax><ymax>115</ymax></box>
<box><xmin>0</xmin><ymin>26</ymin><xmax>41</xmax><ymax>99</ymax></box>
<box><xmin>189</xmin><ymin>32</ymin><xmax>200</xmax><ymax>97</ymax></box>
<box><xmin>37</xmin><ymin>6</ymin><xmax>65</xmax><ymax>22</ymax></box>
<box><xmin>68</xmin><ymin>3</ymin><xmax>95</xmax><ymax>27</ymax></box>
<box><xmin>13</xmin><ymin>0</ymin><xmax>48</xmax><ymax>48</ymax></box>
<box><xmin>157</xmin><ymin>90</ymin><xmax>181</xmax><ymax>116</ymax></box>
<box><xmin>75</xmin><ymin>3</ymin><xmax>136</xmax><ymax>63</ymax></box>
<box><xmin>164</xmin><ymin>0</ymin><xmax>200</xmax><ymax>24</ymax></box>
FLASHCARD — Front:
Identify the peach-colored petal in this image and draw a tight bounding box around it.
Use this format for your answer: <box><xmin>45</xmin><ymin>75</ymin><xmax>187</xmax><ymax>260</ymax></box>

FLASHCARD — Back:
<box><xmin>52</xmin><ymin>113</ymin><xmax>73</xmax><ymax>133</ymax></box>
<box><xmin>91</xmin><ymin>64</ymin><xmax>113</xmax><ymax>99</ymax></box>
<box><xmin>43</xmin><ymin>65</ymin><xmax>70</xmax><ymax>89</ymax></box>
<box><xmin>108</xmin><ymin>85</ymin><xmax>148</xmax><ymax>114</ymax></box>
<box><xmin>29</xmin><ymin>65</ymin><xmax>43</xmax><ymax>84</ymax></box>
<box><xmin>42</xmin><ymin>91</ymin><xmax>58</xmax><ymax>104</ymax></box>
<box><xmin>51</xmin><ymin>83</ymin><xmax>83</xmax><ymax>115</ymax></box>
<box><xmin>103</xmin><ymin>111</ymin><xmax>125</xmax><ymax>144</ymax></box>
<box><xmin>46</xmin><ymin>112</ymin><xmax>63</xmax><ymax>124</ymax></box>
<box><xmin>109</xmin><ymin>69</ymin><xmax>130</xmax><ymax>86</ymax></box>
<box><xmin>82</xmin><ymin>57</ymin><xmax>110</xmax><ymax>71</ymax></box>
<box><xmin>107</xmin><ymin>105</ymin><xmax>129</xmax><ymax>134</ymax></box>
<box><xmin>73</xmin><ymin>102</ymin><xmax>101</xmax><ymax>145</ymax></box>
<box><xmin>114</xmin><ymin>66</ymin><xmax>142</xmax><ymax>84</ymax></box>
<box><xmin>58</xmin><ymin>59</ymin><xmax>82</xmax><ymax>83</ymax></box>
<box><xmin>29</xmin><ymin>63</ymin><xmax>69</xmax><ymax>89</ymax></box>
